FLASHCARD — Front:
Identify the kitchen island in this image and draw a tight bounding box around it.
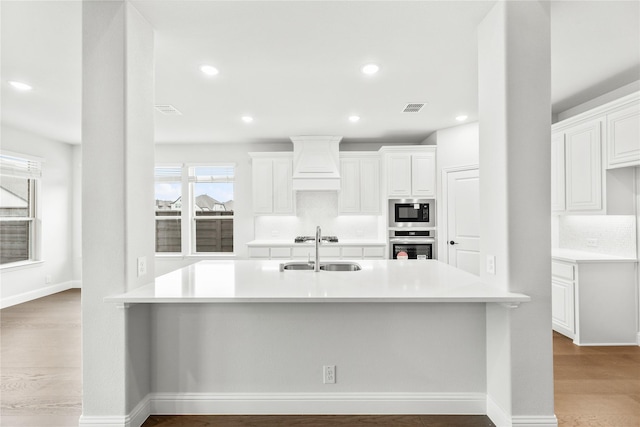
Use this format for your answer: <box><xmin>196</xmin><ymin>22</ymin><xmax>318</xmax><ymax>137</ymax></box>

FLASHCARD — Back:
<box><xmin>107</xmin><ymin>259</ymin><xmax>529</xmax><ymax>304</ymax></box>
<box><xmin>106</xmin><ymin>260</ymin><xmax>530</xmax><ymax>421</ymax></box>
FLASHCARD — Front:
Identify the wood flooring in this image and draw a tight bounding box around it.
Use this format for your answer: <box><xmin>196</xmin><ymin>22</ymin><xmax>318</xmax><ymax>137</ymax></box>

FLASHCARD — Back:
<box><xmin>1</xmin><ymin>290</ymin><xmax>639</xmax><ymax>427</ymax></box>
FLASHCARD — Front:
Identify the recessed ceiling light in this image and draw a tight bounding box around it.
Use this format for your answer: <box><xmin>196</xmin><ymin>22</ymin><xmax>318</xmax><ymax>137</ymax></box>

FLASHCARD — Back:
<box><xmin>348</xmin><ymin>115</ymin><xmax>360</xmax><ymax>123</ymax></box>
<box><xmin>456</xmin><ymin>115</ymin><xmax>468</xmax><ymax>122</ymax></box>
<box><xmin>9</xmin><ymin>80</ymin><xmax>32</xmax><ymax>91</ymax></box>
<box><xmin>200</xmin><ymin>65</ymin><xmax>219</xmax><ymax>76</ymax></box>
<box><xmin>241</xmin><ymin>116</ymin><xmax>253</xmax><ymax>123</ymax></box>
<box><xmin>361</xmin><ymin>64</ymin><xmax>379</xmax><ymax>75</ymax></box>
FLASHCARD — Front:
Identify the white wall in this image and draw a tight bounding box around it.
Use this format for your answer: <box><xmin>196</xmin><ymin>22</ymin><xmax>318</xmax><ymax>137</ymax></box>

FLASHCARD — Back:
<box><xmin>431</xmin><ymin>122</ymin><xmax>480</xmax><ymax>264</ymax></box>
<box><xmin>0</xmin><ymin>125</ymin><xmax>76</xmax><ymax>308</ymax></box>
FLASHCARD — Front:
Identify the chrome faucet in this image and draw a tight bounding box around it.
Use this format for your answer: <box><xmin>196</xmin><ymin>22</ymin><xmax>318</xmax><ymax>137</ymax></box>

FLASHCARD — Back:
<box><xmin>315</xmin><ymin>225</ymin><xmax>321</xmax><ymax>272</ymax></box>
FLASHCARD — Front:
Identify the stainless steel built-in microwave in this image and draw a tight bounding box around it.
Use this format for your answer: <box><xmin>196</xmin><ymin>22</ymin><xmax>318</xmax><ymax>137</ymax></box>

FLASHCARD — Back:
<box><xmin>389</xmin><ymin>199</ymin><xmax>435</xmax><ymax>228</ymax></box>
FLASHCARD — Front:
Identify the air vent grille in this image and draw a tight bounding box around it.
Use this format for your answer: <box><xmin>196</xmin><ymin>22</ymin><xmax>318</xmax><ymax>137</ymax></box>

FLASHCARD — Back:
<box><xmin>155</xmin><ymin>104</ymin><xmax>183</xmax><ymax>115</ymax></box>
<box><xmin>402</xmin><ymin>103</ymin><xmax>426</xmax><ymax>113</ymax></box>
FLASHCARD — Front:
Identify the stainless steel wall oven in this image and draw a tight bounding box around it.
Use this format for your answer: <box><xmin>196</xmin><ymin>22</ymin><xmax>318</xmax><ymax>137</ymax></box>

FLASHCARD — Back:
<box><xmin>388</xmin><ymin>230</ymin><xmax>437</xmax><ymax>260</ymax></box>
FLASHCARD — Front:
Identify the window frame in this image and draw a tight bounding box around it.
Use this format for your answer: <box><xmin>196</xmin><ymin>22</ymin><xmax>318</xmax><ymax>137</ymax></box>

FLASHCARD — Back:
<box><xmin>0</xmin><ymin>151</ymin><xmax>42</xmax><ymax>268</ymax></box>
<box><xmin>155</xmin><ymin>162</ymin><xmax>236</xmax><ymax>258</ymax></box>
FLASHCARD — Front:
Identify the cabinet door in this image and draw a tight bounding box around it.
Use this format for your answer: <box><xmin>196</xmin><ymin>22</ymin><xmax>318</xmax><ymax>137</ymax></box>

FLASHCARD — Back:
<box><xmin>338</xmin><ymin>158</ymin><xmax>361</xmax><ymax>213</ymax></box>
<box><xmin>551</xmin><ymin>133</ymin><xmax>566</xmax><ymax>212</ymax></box>
<box><xmin>359</xmin><ymin>158</ymin><xmax>380</xmax><ymax>213</ymax></box>
<box><xmin>607</xmin><ymin>102</ymin><xmax>640</xmax><ymax>169</ymax></box>
<box><xmin>252</xmin><ymin>158</ymin><xmax>273</xmax><ymax>214</ymax></box>
<box><xmin>411</xmin><ymin>152</ymin><xmax>436</xmax><ymax>197</ymax></box>
<box><xmin>272</xmin><ymin>158</ymin><xmax>293</xmax><ymax>214</ymax></box>
<box><xmin>552</xmin><ymin>278</ymin><xmax>575</xmax><ymax>338</ymax></box>
<box><xmin>565</xmin><ymin>119</ymin><xmax>602</xmax><ymax>212</ymax></box>
<box><xmin>387</xmin><ymin>154</ymin><xmax>412</xmax><ymax>197</ymax></box>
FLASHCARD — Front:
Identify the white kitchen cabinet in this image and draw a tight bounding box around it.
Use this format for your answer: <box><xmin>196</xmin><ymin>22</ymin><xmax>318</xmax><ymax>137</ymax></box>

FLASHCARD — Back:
<box><xmin>551</xmin><ymin>93</ymin><xmax>637</xmax><ymax>215</ymax></box>
<box><xmin>551</xmin><ymin>257</ymin><xmax>637</xmax><ymax>345</ymax></box>
<box><xmin>565</xmin><ymin>119</ymin><xmax>603</xmax><ymax>212</ymax></box>
<box><xmin>248</xmin><ymin>243</ymin><xmax>387</xmax><ymax>260</ymax></box>
<box><xmin>338</xmin><ymin>153</ymin><xmax>381</xmax><ymax>214</ymax></box>
<box><xmin>551</xmin><ymin>261</ymin><xmax>575</xmax><ymax>338</ymax></box>
<box><xmin>380</xmin><ymin>146</ymin><xmax>436</xmax><ymax>198</ymax></box>
<box><xmin>250</xmin><ymin>153</ymin><xmax>294</xmax><ymax>215</ymax></box>
<box><xmin>550</xmin><ymin>133</ymin><xmax>566</xmax><ymax>212</ymax></box>
<box><xmin>607</xmin><ymin>101</ymin><xmax>640</xmax><ymax>169</ymax></box>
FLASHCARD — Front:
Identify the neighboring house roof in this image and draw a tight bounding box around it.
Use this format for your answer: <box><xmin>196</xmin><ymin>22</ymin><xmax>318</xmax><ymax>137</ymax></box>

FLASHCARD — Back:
<box><xmin>156</xmin><ymin>195</ymin><xmax>233</xmax><ymax>211</ymax></box>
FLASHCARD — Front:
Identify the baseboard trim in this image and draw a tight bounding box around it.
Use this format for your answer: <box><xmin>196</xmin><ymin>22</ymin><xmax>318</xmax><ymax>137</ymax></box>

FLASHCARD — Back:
<box><xmin>150</xmin><ymin>392</ymin><xmax>486</xmax><ymax>415</ymax></box>
<box><xmin>637</xmin><ymin>332</ymin><xmax>640</xmax><ymax>346</ymax></box>
<box><xmin>79</xmin><ymin>395</ymin><xmax>150</xmax><ymax>427</ymax></box>
<box><xmin>486</xmin><ymin>395</ymin><xmax>511</xmax><ymax>427</ymax></box>
<box><xmin>1</xmin><ymin>281</ymin><xmax>75</xmax><ymax>309</ymax></box>
<box><xmin>511</xmin><ymin>415</ymin><xmax>558</xmax><ymax>427</ymax></box>
<box><xmin>71</xmin><ymin>279</ymin><xmax>82</xmax><ymax>289</ymax></box>
<box><xmin>486</xmin><ymin>395</ymin><xmax>557</xmax><ymax>427</ymax></box>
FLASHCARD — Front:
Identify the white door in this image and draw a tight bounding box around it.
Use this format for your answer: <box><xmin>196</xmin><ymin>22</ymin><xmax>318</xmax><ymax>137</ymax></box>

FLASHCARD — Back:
<box><xmin>445</xmin><ymin>168</ymin><xmax>480</xmax><ymax>275</ymax></box>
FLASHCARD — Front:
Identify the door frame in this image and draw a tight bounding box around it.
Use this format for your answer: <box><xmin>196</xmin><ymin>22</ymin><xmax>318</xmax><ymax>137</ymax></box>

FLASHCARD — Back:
<box><xmin>440</xmin><ymin>164</ymin><xmax>479</xmax><ymax>265</ymax></box>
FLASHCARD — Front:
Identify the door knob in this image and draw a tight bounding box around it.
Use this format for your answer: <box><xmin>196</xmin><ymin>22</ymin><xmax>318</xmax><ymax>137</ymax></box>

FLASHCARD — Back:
<box><xmin>449</xmin><ymin>240</ymin><xmax>459</xmax><ymax>245</ymax></box>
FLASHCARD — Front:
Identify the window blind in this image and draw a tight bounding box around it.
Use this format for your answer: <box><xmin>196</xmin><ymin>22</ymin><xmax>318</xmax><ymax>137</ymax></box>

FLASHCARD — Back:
<box><xmin>189</xmin><ymin>165</ymin><xmax>235</xmax><ymax>183</ymax></box>
<box><xmin>0</xmin><ymin>153</ymin><xmax>42</xmax><ymax>179</ymax></box>
<box><xmin>154</xmin><ymin>166</ymin><xmax>182</xmax><ymax>182</ymax></box>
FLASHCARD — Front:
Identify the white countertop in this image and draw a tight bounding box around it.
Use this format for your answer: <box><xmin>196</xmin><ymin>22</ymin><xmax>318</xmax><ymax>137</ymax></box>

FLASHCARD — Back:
<box><xmin>105</xmin><ymin>259</ymin><xmax>530</xmax><ymax>304</ymax></box>
<box><xmin>247</xmin><ymin>239</ymin><xmax>386</xmax><ymax>247</ymax></box>
<box><xmin>552</xmin><ymin>248</ymin><xmax>638</xmax><ymax>263</ymax></box>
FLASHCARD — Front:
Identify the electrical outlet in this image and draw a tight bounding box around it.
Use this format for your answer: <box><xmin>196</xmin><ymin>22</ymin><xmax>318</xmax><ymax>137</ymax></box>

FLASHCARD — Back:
<box><xmin>271</xmin><ymin>229</ymin><xmax>279</xmax><ymax>237</ymax></box>
<box><xmin>45</xmin><ymin>275</ymin><xmax>52</xmax><ymax>284</ymax></box>
<box><xmin>586</xmin><ymin>238</ymin><xmax>598</xmax><ymax>247</ymax></box>
<box><xmin>486</xmin><ymin>255</ymin><xmax>496</xmax><ymax>275</ymax></box>
<box><xmin>323</xmin><ymin>365</ymin><xmax>336</xmax><ymax>384</ymax></box>
<box><xmin>137</xmin><ymin>256</ymin><xmax>147</xmax><ymax>277</ymax></box>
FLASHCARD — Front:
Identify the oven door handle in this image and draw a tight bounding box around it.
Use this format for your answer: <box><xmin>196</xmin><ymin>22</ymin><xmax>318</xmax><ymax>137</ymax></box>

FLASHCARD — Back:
<box><xmin>389</xmin><ymin>238</ymin><xmax>436</xmax><ymax>244</ymax></box>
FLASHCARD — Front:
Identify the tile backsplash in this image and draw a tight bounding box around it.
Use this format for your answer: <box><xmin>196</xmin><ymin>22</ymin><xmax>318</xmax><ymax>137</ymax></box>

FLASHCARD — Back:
<box><xmin>557</xmin><ymin>215</ymin><xmax>636</xmax><ymax>258</ymax></box>
<box><xmin>254</xmin><ymin>191</ymin><xmax>382</xmax><ymax>240</ymax></box>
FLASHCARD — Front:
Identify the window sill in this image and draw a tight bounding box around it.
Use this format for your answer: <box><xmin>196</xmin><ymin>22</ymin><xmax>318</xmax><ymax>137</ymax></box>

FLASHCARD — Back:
<box><xmin>0</xmin><ymin>260</ymin><xmax>44</xmax><ymax>271</ymax></box>
<box><xmin>155</xmin><ymin>254</ymin><xmax>237</xmax><ymax>260</ymax></box>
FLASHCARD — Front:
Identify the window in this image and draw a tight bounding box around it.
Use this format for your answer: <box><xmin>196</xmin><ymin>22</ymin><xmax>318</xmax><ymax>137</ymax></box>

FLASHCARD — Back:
<box><xmin>154</xmin><ymin>166</ymin><xmax>182</xmax><ymax>253</ymax></box>
<box><xmin>154</xmin><ymin>164</ymin><xmax>234</xmax><ymax>255</ymax></box>
<box><xmin>191</xmin><ymin>166</ymin><xmax>234</xmax><ymax>253</ymax></box>
<box><xmin>0</xmin><ymin>153</ymin><xmax>41</xmax><ymax>266</ymax></box>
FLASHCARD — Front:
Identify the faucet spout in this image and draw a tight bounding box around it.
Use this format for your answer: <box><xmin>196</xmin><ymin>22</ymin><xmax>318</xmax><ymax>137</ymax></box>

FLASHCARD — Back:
<box><xmin>315</xmin><ymin>226</ymin><xmax>321</xmax><ymax>272</ymax></box>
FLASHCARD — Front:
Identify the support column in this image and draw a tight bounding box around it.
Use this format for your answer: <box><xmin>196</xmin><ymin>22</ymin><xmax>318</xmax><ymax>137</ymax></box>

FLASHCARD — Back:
<box><xmin>478</xmin><ymin>1</ymin><xmax>556</xmax><ymax>425</ymax></box>
<box><xmin>81</xmin><ymin>1</ymin><xmax>155</xmax><ymax>424</ymax></box>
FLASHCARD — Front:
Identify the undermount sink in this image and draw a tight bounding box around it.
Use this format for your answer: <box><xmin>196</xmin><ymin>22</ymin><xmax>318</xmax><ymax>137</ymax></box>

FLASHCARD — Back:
<box><xmin>280</xmin><ymin>262</ymin><xmax>315</xmax><ymax>271</ymax></box>
<box><xmin>279</xmin><ymin>262</ymin><xmax>362</xmax><ymax>272</ymax></box>
<box><xmin>319</xmin><ymin>262</ymin><xmax>362</xmax><ymax>272</ymax></box>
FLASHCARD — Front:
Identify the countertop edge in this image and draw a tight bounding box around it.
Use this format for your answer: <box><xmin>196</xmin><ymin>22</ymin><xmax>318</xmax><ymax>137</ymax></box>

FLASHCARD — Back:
<box><xmin>247</xmin><ymin>240</ymin><xmax>387</xmax><ymax>247</ymax></box>
<box><xmin>104</xmin><ymin>294</ymin><xmax>531</xmax><ymax>304</ymax></box>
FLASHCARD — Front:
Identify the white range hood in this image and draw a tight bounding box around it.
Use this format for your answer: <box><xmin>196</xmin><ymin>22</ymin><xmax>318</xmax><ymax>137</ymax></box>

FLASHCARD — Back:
<box><xmin>291</xmin><ymin>136</ymin><xmax>342</xmax><ymax>191</ymax></box>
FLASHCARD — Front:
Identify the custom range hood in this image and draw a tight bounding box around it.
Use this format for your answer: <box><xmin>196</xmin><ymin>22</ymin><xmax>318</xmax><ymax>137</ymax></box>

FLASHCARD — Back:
<box><xmin>291</xmin><ymin>136</ymin><xmax>342</xmax><ymax>191</ymax></box>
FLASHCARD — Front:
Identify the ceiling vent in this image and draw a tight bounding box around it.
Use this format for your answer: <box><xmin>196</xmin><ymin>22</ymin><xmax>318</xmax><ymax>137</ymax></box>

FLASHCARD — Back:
<box><xmin>155</xmin><ymin>104</ymin><xmax>183</xmax><ymax>115</ymax></box>
<box><xmin>402</xmin><ymin>103</ymin><xmax>426</xmax><ymax>113</ymax></box>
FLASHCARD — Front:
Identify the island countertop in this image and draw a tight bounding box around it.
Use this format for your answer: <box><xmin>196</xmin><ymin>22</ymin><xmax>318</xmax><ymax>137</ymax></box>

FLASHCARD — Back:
<box><xmin>105</xmin><ymin>260</ymin><xmax>530</xmax><ymax>304</ymax></box>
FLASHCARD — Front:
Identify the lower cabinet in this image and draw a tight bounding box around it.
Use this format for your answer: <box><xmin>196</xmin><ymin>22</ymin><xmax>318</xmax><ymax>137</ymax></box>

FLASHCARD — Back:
<box><xmin>248</xmin><ymin>245</ymin><xmax>386</xmax><ymax>260</ymax></box>
<box><xmin>552</xmin><ymin>258</ymin><xmax>637</xmax><ymax>345</ymax></box>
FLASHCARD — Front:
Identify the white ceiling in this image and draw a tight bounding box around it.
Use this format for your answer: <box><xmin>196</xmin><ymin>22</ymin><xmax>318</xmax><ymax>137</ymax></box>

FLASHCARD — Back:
<box><xmin>1</xmin><ymin>1</ymin><xmax>638</xmax><ymax>146</ymax></box>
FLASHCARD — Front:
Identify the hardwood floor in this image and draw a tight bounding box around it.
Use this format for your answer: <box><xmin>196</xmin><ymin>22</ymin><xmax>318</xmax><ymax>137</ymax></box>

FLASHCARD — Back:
<box><xmin>1</xmin><ymin>290</ymin><xmax>639</xmax><ymax>426</ymax></box>
<box><xmin>0</xmin><ymin>289</ymin><xmax>82</xmax><ymax>427</ymax></box>
<box><xmin>553</xmin><ymin>331</ymin><xmax>640</xmax><ymax>427</ymax></box>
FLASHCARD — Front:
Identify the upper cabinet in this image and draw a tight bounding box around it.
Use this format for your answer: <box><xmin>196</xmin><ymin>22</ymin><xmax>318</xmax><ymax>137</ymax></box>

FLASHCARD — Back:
<box><xmin>249</xmin><ymin>153</ymin><xmax>294</xmax><ymax>215</ymax></box>
<box><xmin>565</xmin><ymin>118</ymin><xmax>603</xmax><ymax>212</ymax></box>
<box><xmin>551</xmin><ymin>92</ymin><xmax>637</xmax><ymax>215</ymax></box>
<box><xmin>606</xmin><ymin>101</ymin><xmax>640</xmax><ymax>169</ymax></box>
<box><xmin>338</xmin><ymin>153</ymin><xmax>381</xmax><ymax>214</ymax></box>
<box><xmin>380</xmin><ymin>146</ymin><xmax>437</xmax><ymax>198</ymax></box>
